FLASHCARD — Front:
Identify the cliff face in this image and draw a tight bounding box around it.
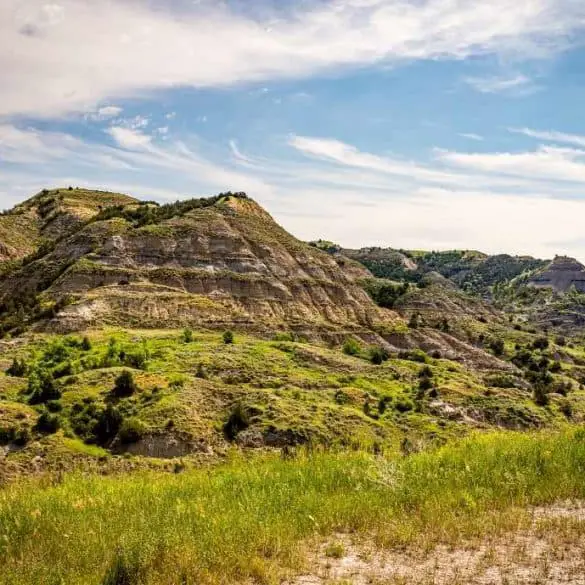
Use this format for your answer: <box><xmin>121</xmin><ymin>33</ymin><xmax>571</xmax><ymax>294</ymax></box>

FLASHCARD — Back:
<box><xmin>528</xmin><ymin>256</ymin><xmax>585</xmax><ymax>293</ymax></box>
<box><xmin>0</xmin><ymin>193</ymin><xmax>393</xmax><ymax>334</ymax></box>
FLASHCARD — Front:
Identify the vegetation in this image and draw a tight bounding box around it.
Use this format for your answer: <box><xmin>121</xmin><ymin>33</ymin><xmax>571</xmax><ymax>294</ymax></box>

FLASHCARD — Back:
<box><xmin>2</xmin><ymin>430</ymin><xmax>585</xmax><ymax>584</ymax></box>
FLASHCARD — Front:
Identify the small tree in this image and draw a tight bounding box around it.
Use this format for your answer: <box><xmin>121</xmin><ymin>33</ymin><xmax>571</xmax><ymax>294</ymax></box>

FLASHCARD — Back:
<box><xmin>111</xmin><ymin>370</ymin><xmax>137</xmax><ymax>398</ymax></box>
<box><xmin>81</xmin><ymin>336</ymin><xmax>92</xmax><ymax>351</ymax></box>
<box><xmin>223</xmin><ymin>330</ymin><xmax>234</xmax><ymax>345</ymax></box>
<box><xmin>182</xmin><ymin>328</ymin><xmax>193</xmax><ymax>343</ymax></box>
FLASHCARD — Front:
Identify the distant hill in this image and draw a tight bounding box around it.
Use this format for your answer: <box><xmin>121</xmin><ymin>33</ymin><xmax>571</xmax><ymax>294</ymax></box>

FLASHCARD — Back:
<box><xmin>342</xmin><ymin>247</ymin><xmax>547</xmax><ymax>295</ymax></box>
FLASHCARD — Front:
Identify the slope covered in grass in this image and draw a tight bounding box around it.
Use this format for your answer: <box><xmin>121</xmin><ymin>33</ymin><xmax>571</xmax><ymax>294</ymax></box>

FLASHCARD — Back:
<box><xmin>2</xmin><ymin>430</ymin><xmax>585</xmax><ymax>584</ymax></box>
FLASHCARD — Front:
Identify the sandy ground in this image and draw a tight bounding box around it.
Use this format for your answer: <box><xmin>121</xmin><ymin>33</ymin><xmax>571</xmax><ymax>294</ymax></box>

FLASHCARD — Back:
<box><xmin>290</xmin><ymin>502</ymin><xmax>585</xmax><ymax>585</ymax></box>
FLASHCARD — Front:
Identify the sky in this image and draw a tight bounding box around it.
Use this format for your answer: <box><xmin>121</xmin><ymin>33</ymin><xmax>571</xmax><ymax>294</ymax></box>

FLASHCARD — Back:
<box><xmin>3</xmin><ymin>1</ymin><xmax>585</xmax><ymax>259</ymax></box>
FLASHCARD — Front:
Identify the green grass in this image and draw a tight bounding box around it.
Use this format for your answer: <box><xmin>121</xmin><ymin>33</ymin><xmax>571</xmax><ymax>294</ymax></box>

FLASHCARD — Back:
<box><xmin>2</xmin><ymin>429</ymin><xmax>585</xmax><ymax>584</ymax></box>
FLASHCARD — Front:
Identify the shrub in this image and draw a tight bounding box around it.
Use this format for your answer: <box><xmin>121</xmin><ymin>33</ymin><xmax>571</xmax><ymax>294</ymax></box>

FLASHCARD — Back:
<box><xmin>378</xmin><ymin>395</ymin><xmax>392</xmax><ymax>414</ymax></box>
<box><xmin>418</xmin><ymin>377</ymin><xmax>433</xmax><ymax>391</ymax></box>
<box><xmin>28</xmin><ymin>369</ymin><xmax>62</xmax><ymax>404</ymax></box>
<box><xmin>195</xmin><ymin>363</ymin><xmax>207</xmax><ymax>379</ymax></box>
<box><xmin>532</xmin><ymin>337</ymin><xmax>549</xmax><ymax>350</ymax></box>
<box><xmin>533</xmin><ymin>383</ymin><xmax>550</xmax><ymax>407</ymax></box>
<box><xmin>111</xmin><ymin>371</ymin><xmax>137</xmax><ymax>398</ymax></box>
<box><xmin>408</xmin><ymin>349</ymin><xmax>428</xmax><ymax>363</ymax></box>
<box><xmin>13</xmin><ymin>427</ymin><xmax>31</xmax><ymax>446</ymax></box>
<box><xmin>35</xmin><ymin>412</ymin><xmax>61</xmax><ymax>434</ymax></box>
<box><xmin>342</xmin><ymin>338</ymin><xmax>361</xmax><ymax>356</ymax></box>
<box><xmin>6</xmin><ymin>358</ymin><xmax>27</xmax><ymax>377</ymax></box>
<box><xmin>182</xmin><ymin>328</ymin><xmax>194</xmax><ymax>343</ymax></box>
<box><xmin>124</xmin><ymin>349</ymin><xmax>148</xmax><ymax>370</ymax></box>
<box><xmin>559</xmin><ymin>399</ymin><xmax>573</xmax><ymax>419</ymax></box>
<box><xmin>549</xmin><ymin>360</ymin><xmax>562</xmax><ymax>373</ymax></box>
<box><xmin>418</xmin><ymin>365</ymin><xmax>433</xmax><ymax>379</ymax></box>
<box><xmin>369</xmin><ymin>346</ymin><xmax>389</xmax><ymax>365</ymax></box>
<box><xmin>81</xmin><ymin>336</ymin><xmax>92</xmax><ymax>351</ymax></box>
<box><xmin>118</xmin><ymin>418</ymin><xmax>146</xmax><ymax>444</ymax></box>
<box><xmin>223</xmin><ymin>330</ymin><xmax>234</xmax><ymax>345</ymax></box>
<box><xmin>395</xmin><ymin>398</ymin><xmax>414</xmax><ymax>413</ymax></box>
<box><xmin>488</xmin><ymin>338</ymin><xmax>505</xmax><ymax>357</ymax></box>
<box><xmin>93</xmin><ymin>405</ymin><xmax>123</xmax><ymax>445</ymax></box>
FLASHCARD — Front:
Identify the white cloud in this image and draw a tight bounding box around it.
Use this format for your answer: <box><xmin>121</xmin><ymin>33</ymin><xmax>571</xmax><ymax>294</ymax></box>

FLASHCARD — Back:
<box><xmin>2</xmin><ymin>0</ymin><xmax>585</xmax><ymax>118</ymax></box>
<box><xmin>510</xmin><ymin>127</ymin><xmax>585</xmax><ymax>148</ymax></box>
<box><xmin>4</xmin><ymin>123</ymin><xmax>585</xmax><ymax>260</ymax></box>
<box><xmin>459</xmin><ymin>133</ymin><xmax>484</xmax><ymax>141</ymax></box>
<box><xmin>464</xmin><ymin>74</ymin><xmax>536</xmax><ymax>94</ymax></box>
<box><xmin>106</xmin><ymin>127</ymin><xmax>152</xmax><ymax>150</ymax></box>
<box><xmin>437</xmin><ymin>145</ymin><xmax>585</xmax><ymax>184</ymax></box>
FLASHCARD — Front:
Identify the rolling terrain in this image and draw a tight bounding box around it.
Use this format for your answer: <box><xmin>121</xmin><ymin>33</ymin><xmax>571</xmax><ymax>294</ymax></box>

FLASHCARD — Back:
<box><xmin>2</xmin><ymin>188</ymin><xmax>585</xmax><ymax>584</ymax></box>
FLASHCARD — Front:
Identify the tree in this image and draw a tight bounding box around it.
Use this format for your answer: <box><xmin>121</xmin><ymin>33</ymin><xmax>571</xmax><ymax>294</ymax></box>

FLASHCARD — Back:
<box><xmin>6</xmin><ymin>357</ymin><xmax>26</xmax><ymax>377</ymax></box>
<box><xmin>223</xmin><ymin>330</ymin><xmax>234</xmax><ymax>345</ymax></box>
<box><xmin>182</xmin><ymin>328</ymin><xmax>194</xmax><ymax>343</ymax></box>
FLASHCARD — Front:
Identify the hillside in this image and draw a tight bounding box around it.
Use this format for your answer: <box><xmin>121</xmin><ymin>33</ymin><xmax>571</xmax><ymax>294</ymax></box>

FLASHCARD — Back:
<box><xmin>0</xmin><ymin>191</ymin><xmax>389</xmax><ymax>338</ymax></box>
<box><xmin>1</xmin><ymin>189</ymin><xmax>585</xmax><ymax>484</ymax></box>
<box><xmin>0</xmin><ymin>188</ymin><xmax>136</xmax><ymax>264</ymax></box>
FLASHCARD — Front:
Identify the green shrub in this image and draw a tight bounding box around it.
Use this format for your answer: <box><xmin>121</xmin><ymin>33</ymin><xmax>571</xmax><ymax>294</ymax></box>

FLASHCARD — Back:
<box><xmin>182</xmin><ymin>328</ymin><xmax>194</xmax><ymax>343</ymax></box>
<box><xmin>532</xmin><ymin>337</ymin><xmax>549</xmax><ymax>350</ymax></box>
<box><xmin>195</xmin><ymin>363</ymin><xmax>207</xmax><ymax>379</ymax></box>
<box><xmin>342</xmin><ymin>338</ymin><xmax>361</xmax><ymax>356</ymax></box>
<box><xmin>488</xmin><ymin>338</ymin><xmax>505</xmax><ymax>357</ymax></box>
<box><xmin>81</xmin><ymin>336</ymin><xmax>92</xmax><ymax>351</ymax></box>
<box><xmin>6</xmin><ymin>357</ymin><xmax>26</xmax><ymax>377</ymax></box>
<box><xmin>224</xmin><ymin>403</ymin><xmax>250</xmax><ymax>441</ymax></box>
<box><xmin>395</xmin><ymin>397</ymin><xmax>414</xmax><ymax>412</ymax></box>
<box><xmin>35</xmin><ymin>412</ymin><xmax>61</xmax><ymax>435</ymax></box>
<box><xmin>223</xmin><ymin>330</ymin><xmax>234</xmax><ymax>345</ymax></box>
<box><xmin>369</xmin><ymin>346</ymin><xmax>389</xmax><ymax>365</ymax></box>
<box><xmin>28</xmin><ymin>369</ymin><xmax>62</xmax><ymax>404</ymax></box>
<box><xmin>111</xmin><ymin>371</ymin><xmax>138</xmax><ymax>398</ymax></box>
<box><xmin>118</xmin><ymin>418</ymin><xmax>146</xmax><ymax>445</ymax></box>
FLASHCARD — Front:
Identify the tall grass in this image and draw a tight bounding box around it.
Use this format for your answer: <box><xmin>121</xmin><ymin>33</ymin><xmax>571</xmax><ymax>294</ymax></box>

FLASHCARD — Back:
<box><xmin>2</xmin><ymin>429</ymin><xmax>585</xmax><ymax>584</ymax></box>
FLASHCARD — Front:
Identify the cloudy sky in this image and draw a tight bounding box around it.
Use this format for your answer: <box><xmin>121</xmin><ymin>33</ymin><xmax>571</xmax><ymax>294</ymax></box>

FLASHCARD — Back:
<box><xmin>3</xmin><ymin>0</ymin><xmax>585</xmax><ymax>259</ymax></box>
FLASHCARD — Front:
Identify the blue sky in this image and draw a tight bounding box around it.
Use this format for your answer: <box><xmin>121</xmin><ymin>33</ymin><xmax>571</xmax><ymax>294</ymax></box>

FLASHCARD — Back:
<box><xmin>3</xmin><ymin>0</ymin><xmax>585</xmax><ymax>259</ymax></box>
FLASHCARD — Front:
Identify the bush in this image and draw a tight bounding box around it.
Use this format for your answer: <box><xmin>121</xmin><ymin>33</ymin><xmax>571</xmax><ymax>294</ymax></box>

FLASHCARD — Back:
<box><xmin>533</xmin><ymin>383</ymin><xmax>550</xmax><ymax>407</ymax></box>
<box><xmin>559</xmin><ymin>399</ymin><xmax>573</xmax><ymax>419</ymax></box>
<box><xmin>488</xmin><ymin>338</ymin><xmax>505</xmax><ymax>357</ymax></box>
<box><xmin>81</xmin><ymin>336</ymin><xmax>92</xmax><ymax>351</ymax></box>
<box><xmin>6</xmin><ymin>358</ymin><xmax>27</xmax><ymax>377</ymax></box>
<box><xmin>28</xmin><ymin>369</ymin><xmax>62</xmax><ymax>404</ymax></box>
<box><xmin>369</xmin><ymin>346</ymin><xmax>389</xmax><ymax>365</ymax></box>
<box><xmin>35</xmin><ymin>412</ymin><xmax>61</xmax><ymax>434</ymax></box>
<box><xmin>182</xmin><ymin>328</ymin><xmax>194</xmax><ymax>343</ymax></box>
<box><xmin>93</xmin><ymin>405</ymin><xmax>123</xmax><ymax>445</ymax></box>
<box><xmin>418</xmin><ymin>365</ymin><xmax>433</xmax><ymax>379</ymax></box>
<box><xmin>532</xmin><ymin>337</ymin><xmax>549</xmax><ymax>350</ymax></box>
<box><xmin>111</xmin><ymin>371</ymin><xmax>137</xmax><ymax>398</ymax></box>
<box><xmin>342</xmin><ymin>338</ymin><xmax>361</xmax><ymax>356</ymax></box>
<box><xmin>395</xmin><ymin>398</ymin><xmax>414</xmax><ymax>413</ymax></box>
<box><xmin>195</xmin><ymin>363</ymin><xmax>207</xmax><ymax>379</ymax></box>
<box><xmin>223</xmin><ymin>330</ymin><xmax>234</xmax><ymax>345</ymax></box>
<box><xmin>118</xmin><ymin>418</ymin><xmax>146</xmax><ymax>444</ymax></box>
<box><xmin>418</xmin><ymin>377</ymin><xmax>433</xmax><ymax>391</ymax></box>
<box><xmin>124</xmin><ymin>349</ymin><xmax>148</xmax><ymax>370</ymax></box>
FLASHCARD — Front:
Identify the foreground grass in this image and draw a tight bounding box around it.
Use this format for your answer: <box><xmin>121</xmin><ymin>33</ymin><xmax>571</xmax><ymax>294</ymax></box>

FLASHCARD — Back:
<box><xmin>2</xmin><ymin>430</ymin><xmax>585</xmax><ymax>584</ymax></box>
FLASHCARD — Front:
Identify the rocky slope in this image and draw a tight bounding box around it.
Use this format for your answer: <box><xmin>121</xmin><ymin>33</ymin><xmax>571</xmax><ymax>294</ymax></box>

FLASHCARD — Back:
<box><xmin>0</xmin><ymin>191</ymin><xmax>393</xmax><ymax>336</ymax></box>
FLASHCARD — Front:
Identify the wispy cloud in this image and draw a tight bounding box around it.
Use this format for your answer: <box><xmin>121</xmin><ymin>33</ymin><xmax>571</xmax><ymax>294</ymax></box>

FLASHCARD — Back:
<box><xmin>464</xmin><ymin>74</ymin><xmax>537</xmax><ymax>95</ymax></box>
<box><xmin>2</xmin><ymin>0</ymin><xmax>585</xmax><ymax>118</ymax></box>
<box><xmin>3</xmin><ymin>123</ymin><xmax>585</xmax><ymax>259</ymax></box>
<box><xmin>459</xmin><ymin>133</ymin><xmax>484</xmax><ymax>141</ymax></box>
<box><xmin>510</xmin><ymin>127</ymin><xmax>585</xmax><ymax>148</ymax></box>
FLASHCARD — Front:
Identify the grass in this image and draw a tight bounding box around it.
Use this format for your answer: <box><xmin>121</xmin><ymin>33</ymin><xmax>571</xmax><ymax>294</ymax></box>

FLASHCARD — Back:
<box><xmin>2</xmin><ymin>429</ymin><xmax>585</xmax><ymax>584</ymax></box>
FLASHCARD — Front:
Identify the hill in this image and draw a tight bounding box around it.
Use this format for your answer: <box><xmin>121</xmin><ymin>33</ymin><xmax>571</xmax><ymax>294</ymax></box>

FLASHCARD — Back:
<box><xmin>0</xmin><ymin>191</ymin><xmax>389</xmax><ymax>339</ymax></box>
<box><xmin>0</xmin><ymin>188</ymin><xmax>136</xmax><ymax>264</ymax></box>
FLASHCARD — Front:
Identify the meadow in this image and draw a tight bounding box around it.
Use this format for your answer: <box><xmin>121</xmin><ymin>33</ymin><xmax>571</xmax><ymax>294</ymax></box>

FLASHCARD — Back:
<box><xmin>2</xmin><ymin>428</ymin><xmax>585</xmax><ymax>584</ymax></box>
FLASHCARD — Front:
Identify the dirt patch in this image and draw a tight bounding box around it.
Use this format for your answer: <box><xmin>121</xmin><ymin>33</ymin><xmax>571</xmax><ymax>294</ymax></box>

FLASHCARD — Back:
<box><xmin>290</xmin><ymin>502</ymin><xmax>585</xmax><ymax>585</ymax></box>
